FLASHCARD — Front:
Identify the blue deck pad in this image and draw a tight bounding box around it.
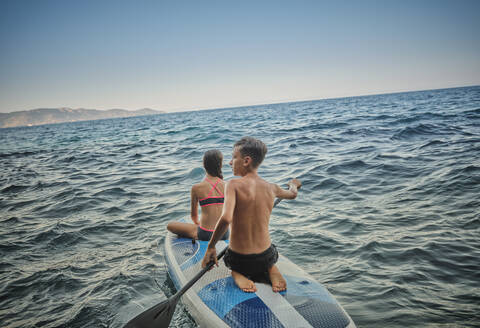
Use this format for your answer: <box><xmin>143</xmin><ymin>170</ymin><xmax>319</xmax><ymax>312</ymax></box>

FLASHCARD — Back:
<box><xmin>224</xmin><ymin>297</ymin><xmax>286</xmax><ymax>328</ymax></box>
<box><xmin>171</xmin><ymin>238</ymin><xmax>199</xmax><ymax>267</ymax></box>
<box><xmin>285</xmin><ymin>296</ymin><xmax>350</xmax><ymax>328</ymax></box>
<box><xmin>283</xmin><ymin>275</ymin><xmax>336</xmax><ymax>304</ymax></box>
<box><xmin>180</xmin><ymin>240</ymin><xmax>209</xmax><ymax>271</ymax></box>
<box><xmin>283</xmin><ymin>275</ymin><xmax>350</xmax><ymax>328</ymax></box>
<box><xmin>171</xmin><ymin>237</ymin><xmax>193</xmax><ymax>245</ymax></box>
<box><xmin>180</xmin><ymin>239</ymin><xmax>229</xmax><ymax>271</ymax></box>
<box><xmin>198</xmin><ymin>277</ymin><xmax>257</xmax><ymax>318</ymax></box>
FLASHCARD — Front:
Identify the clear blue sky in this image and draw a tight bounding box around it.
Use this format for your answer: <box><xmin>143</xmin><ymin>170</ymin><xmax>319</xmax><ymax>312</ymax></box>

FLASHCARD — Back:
<box><xmin>1</xmin><ymin>0</ymin><xmax>479</xmax><ymax>113</ymax></box>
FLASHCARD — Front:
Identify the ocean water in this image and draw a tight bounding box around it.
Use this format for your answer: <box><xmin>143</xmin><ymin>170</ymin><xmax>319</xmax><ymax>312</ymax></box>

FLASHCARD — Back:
<box><xmin>1</xmin><ymin>86</ymin><xmax>479</xmax><ymax>328</ymax></box>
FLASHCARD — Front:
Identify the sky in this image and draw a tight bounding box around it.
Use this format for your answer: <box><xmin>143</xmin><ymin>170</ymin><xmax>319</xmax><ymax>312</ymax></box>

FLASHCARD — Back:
<box><xmin>0</xmin><ymin>0</ymin><xmax>479</xmax><ymax>113</ymax></box>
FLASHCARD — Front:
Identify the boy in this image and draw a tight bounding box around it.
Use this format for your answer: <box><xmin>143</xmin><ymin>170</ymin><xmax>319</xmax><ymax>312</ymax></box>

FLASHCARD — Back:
<box><xmin>201</xmin><ymin>137</ymin><xmax>301</xmax><ymax>293</ymax></box>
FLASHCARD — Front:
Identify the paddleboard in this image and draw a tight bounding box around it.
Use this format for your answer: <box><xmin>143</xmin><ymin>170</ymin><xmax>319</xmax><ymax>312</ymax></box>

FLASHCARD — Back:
<box><xmin>164</xmin><ymin>230</ymin><xmax>356</xmax><ymax>328</ymax></box>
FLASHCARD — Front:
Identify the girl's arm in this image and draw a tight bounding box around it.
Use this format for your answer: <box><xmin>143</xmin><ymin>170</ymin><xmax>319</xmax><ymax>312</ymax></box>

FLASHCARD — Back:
<box><xmin>190</xmin><ymin>185</ymin><xmax>200</xmax><ymax>225</ymax></box>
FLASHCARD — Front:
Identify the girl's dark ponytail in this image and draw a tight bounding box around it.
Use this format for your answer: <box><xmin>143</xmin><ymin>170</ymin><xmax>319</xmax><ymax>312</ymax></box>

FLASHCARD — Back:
<box><xmin>203</xmin><ymin>150</ymin><xmax>223</xmax><ymax>179</ymax></box>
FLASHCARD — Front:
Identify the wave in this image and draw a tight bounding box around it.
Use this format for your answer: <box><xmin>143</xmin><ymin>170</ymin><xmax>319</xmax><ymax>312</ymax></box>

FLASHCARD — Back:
<box><xmin>1</xmin><ymin>184</ymin><xmax>30</xmax><ymax>194</ymax></box>
<box><xmin>326</xmin><ymin>160</ymin><xmax>370</xmax><ymax>174</ymax></box>
<box><xmin>418</xmin><ymin>139</ymin><xmax>447</xmax><ymax>149</ymax></box>
<box><xmin>93</xmin><ymin>187</ymin><xmax>134</xmax><ymax>197</ymax></box>
<box><xmin>391</xmin><ymin>123</ymin><xmax>439</xmax><ymax>140</ymax></box>
<box><xmin>0</xmin><ymin>150</ymin><xmax>42</xmax><ymax>159</ymax></box>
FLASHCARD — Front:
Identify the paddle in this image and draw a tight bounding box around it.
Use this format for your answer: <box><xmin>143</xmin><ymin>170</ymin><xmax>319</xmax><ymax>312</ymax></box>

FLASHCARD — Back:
<box><xmin>123</xmin><ymin>245</ymin><xmax>228</xmax><ymax>328</ymax></box>
<box><xmin>124</xmin><ymin>192</ymin><xmax>293</xmax><ymax>328</ymax></box>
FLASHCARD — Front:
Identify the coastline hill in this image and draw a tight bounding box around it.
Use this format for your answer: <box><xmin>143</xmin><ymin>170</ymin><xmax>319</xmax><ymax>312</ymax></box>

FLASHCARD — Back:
<box><xmin>0</xmin><ymin>107</ymin><xmax>165</xmax><ymax>128</ymax></box>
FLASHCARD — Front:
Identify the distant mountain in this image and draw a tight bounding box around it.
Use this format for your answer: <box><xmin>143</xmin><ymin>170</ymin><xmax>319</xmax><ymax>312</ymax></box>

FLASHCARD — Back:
<box><xmin>0</xmin><ymin>107</ymin><xmax>165</xmax><ymax>128</ymax></box>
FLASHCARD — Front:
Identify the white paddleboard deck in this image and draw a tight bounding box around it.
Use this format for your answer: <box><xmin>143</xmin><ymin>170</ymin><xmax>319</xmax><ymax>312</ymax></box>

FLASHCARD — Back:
<box><xmin>164</xmin><ymin>232</ymin><xmax>356</xmax><ymax>328</ymax></box>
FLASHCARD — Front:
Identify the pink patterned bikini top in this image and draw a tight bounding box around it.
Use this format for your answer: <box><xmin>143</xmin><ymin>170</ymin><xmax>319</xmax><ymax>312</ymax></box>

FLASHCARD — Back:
<box><xmin>198</xmin><ymin>178</ymin><xmax>224</xmax><ymax>207</ymax></box>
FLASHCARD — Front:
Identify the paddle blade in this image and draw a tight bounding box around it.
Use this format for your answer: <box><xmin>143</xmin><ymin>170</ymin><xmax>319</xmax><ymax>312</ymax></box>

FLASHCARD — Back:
<box><xmin>123</xmin><ymin>297</ymin><xmax>178</xmax><ymax>328</ymax></box>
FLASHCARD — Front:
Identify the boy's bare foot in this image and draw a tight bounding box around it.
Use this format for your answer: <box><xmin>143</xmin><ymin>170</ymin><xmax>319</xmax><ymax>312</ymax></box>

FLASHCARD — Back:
<box><xmin>232</xmin><ymin>270</ymin><xmax>257</xmax><ymax>293</ymax></box>
<box><xmin>268</xmin><ymin>265</ymin><xmax>287</xmax><ymax>292</ymax></box>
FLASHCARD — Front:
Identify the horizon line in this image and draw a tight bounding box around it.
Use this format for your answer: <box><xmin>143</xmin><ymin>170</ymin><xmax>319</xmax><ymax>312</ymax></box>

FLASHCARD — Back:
<box><xmin>3</xmin><ymin>84</ymin><xmax>479</xmax><ymax>115</ymax></box>
<box><xmin>167</xmin><ymin>84</ymin><xmax>480</xmax><ymax>114</ymax></box>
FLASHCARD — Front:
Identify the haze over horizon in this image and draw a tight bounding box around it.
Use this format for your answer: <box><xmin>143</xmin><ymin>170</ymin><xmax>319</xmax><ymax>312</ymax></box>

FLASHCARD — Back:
<box><xmin>1</xmin><ymin>0</ymin><xmax>479</xmax><ymax>114</ymax></box>
<box><xmin>2</xmin><ymin>85</ymin><xmax>479</xmax><ymax>115</ymax></box>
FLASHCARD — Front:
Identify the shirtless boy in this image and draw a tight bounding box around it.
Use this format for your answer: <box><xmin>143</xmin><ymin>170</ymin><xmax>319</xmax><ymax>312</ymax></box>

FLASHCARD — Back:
<box><xmin>201</xmin><ymin>137</ymin><xmax>301</xmax><ymax>293</ymax></box>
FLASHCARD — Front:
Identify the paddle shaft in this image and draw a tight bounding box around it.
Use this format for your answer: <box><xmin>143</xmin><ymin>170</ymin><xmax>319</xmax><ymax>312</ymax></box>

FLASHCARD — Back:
<box><xmin>172</xmin><ymin>246</ymin><xmax>227</xmax><ymax>300</ymax></box>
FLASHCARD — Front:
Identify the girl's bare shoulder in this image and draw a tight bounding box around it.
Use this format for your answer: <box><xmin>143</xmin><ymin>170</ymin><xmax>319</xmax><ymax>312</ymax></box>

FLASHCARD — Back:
<box><xmin>191</xmin><ymin>181</ymin><xmax>206</xmax><ymax>193</ymax></box>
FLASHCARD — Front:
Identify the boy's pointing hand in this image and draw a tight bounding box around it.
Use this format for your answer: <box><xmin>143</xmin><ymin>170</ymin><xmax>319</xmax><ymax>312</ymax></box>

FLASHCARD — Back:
<box><xmin>289</xmin><ymin>179</ymin><xmax>302</xmax><ymax>190</ymax></box>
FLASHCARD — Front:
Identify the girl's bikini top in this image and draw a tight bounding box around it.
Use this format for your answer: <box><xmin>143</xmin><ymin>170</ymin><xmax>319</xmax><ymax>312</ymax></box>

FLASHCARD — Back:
<box><xmin>198</xmin><ymin>178</ymin><xmax>224</xmax><ymax>207</ymax></box>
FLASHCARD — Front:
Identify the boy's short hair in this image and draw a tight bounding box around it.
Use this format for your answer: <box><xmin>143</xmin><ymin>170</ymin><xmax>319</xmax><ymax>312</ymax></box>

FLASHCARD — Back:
<box><xmin>234</xmin><ymin>137</ymin><xmax>267</xmax><ymax>168</ymax></box>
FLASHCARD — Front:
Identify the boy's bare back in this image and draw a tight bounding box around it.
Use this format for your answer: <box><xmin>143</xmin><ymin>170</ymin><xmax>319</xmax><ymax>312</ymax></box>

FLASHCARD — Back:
<box><xmin>228</xmin><ymin>174</ymin><xmax>276</xmax><ymax>254</ymax></box>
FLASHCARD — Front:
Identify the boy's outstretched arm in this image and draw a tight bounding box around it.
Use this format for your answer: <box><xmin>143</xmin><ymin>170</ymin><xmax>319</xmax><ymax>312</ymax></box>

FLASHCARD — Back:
<box><xmin>201</xmin><ymin>181</ymin><xmax>236</xmax><ymax>268</ymax></box>
<box><xmin>273</xmin><ymin>178</ymin><xmax>302</xmax><ymax>200</ymax></box>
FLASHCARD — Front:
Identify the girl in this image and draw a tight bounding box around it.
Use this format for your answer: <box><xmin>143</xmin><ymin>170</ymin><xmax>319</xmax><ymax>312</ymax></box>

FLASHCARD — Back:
<box><xmin>167</xmin><ymin>149</ymin><xmax>229</xmax><ymax>240</ymax></box>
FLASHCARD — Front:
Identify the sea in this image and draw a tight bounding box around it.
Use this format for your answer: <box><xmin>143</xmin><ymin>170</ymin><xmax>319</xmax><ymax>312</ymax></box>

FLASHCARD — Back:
<box><xmin>1</xmin><ymin>86</ymin><xmax>479</xmax><ymax>328</ymax></box>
